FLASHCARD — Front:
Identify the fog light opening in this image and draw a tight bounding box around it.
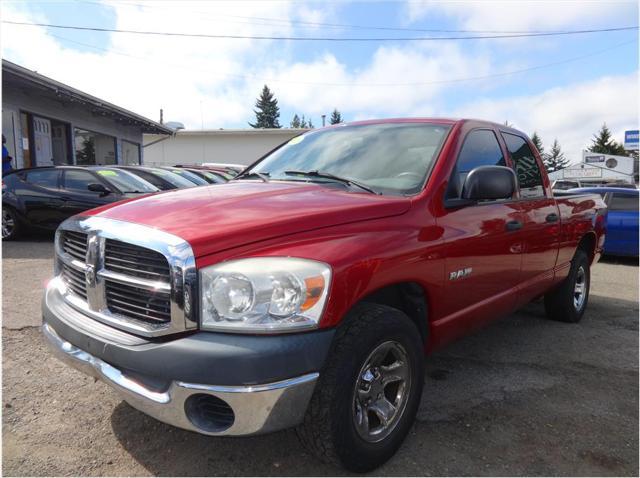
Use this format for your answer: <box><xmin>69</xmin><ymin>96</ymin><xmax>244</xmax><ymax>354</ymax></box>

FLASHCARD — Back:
<box><xmin>184</xmin><ymin>394</ymin><xmax>235</xmax><ymax>433</ymax></box>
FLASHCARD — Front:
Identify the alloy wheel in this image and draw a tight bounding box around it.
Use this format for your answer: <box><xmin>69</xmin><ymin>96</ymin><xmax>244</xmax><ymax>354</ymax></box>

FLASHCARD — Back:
<box><xmin>2</xmin><ymin>209</ymin><xmax>15</xmax><ymax>239</ymax></box>
<box><xmin>352</xmin><ymin>340</ymin><xmax>411</xmax><ymax>443</ymax></box>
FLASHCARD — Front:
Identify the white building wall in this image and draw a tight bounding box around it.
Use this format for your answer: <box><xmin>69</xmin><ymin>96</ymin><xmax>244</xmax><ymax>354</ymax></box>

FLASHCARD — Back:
<box><xmin>143</xmin><ymin>130</ymin><xmax>306</xmax><ymax>167</ymax></box>
<box><xmin>2</xmin><ymin>83</ymin><xmax>145</xmax><ymax>168</ymax></box>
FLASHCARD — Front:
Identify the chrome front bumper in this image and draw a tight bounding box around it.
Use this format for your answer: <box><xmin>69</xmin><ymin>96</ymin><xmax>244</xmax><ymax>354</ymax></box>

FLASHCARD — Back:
<box><xmin>42</xmin><ymin>322</ymin><xmax>319</xmax><ymax>436</ymax></box>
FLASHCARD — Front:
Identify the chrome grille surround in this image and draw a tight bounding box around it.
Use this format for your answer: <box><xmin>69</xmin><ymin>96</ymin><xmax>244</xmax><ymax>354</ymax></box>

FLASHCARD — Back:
<box><xmin>54</xmin><ymin>216</ymin><xmax>197</xmax><ymax>337</ymax></box>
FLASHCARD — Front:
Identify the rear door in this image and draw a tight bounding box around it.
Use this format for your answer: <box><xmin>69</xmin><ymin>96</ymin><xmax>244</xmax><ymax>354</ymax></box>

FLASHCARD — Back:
<box><xmin>501</xmin><ymin>132</ymin><xmax>560</xmax><ymax>302</ymax></box>
<box><xmin>438</xmin><ymin>128</ymin><xmax>525</xmax><ymax>328</ymax></box>
<box><xmin>60</xmin><ymin>169</ymin><xmax>115</xmax><ymax>217</ymax></box>
<box><xmin>20</xmin><ymin>168</ymin><xmax>64</xmax><ymax>227</ymax></box>
<box><xmin>606</xmin><ymin>192</ymin><xmax>639</xmax><ymax>256</ymax></box>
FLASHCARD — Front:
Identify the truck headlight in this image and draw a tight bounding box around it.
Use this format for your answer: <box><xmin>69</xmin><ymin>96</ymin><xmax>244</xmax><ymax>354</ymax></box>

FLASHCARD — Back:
<box><xmin>200</xmin><ymin>257</ymin><xmax>331</xmax><ymax>333</ymax></box>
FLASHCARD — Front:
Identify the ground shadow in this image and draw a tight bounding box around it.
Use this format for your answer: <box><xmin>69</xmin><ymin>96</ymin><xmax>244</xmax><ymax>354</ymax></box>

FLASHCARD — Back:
<box><xmin>110</xmin><ymin>293</ymin><xmax>638</xmax><ymax>476</ymax></box>
<box><xmin>600</xmin><ymin>255</ymin><xmax>638</xmax><ymax>267</ymax></box>
<box><xmin>2</xmin><ymin>232</ymin><xmax>55</xmax><ymax>260</ymax></box>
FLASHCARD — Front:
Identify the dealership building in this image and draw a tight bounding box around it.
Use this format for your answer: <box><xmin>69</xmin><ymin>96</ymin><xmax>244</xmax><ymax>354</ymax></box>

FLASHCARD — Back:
<box><xmin>548</xmin><ymin>151</ymin><xmax>638</xmax><ymax>185</ymax></box>
<box><xmin>143</xmin><ymin>128</ymin><xmax>307</xmax><ymax>167</ymax></box>
<box><xmin>2</xmin><ymin>60</ymin><xmax>172</xmax><ymax>170</ymax></box>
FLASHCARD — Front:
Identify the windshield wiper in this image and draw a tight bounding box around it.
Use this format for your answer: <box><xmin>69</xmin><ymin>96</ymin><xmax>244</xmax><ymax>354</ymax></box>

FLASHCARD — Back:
<box><xmin>283</xmin><ymin>170</ymin><xmax>379</xmax><ymax>195</ymax></box>
<box><xmin>232</xmin><ymin>171</ymin><xmax>270</xmax><ymax>182</ymax></box>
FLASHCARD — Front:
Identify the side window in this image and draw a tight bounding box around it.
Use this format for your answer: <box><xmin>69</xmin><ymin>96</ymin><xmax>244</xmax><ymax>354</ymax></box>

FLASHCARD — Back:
<box><xmin>63</xmin><ymin>170</ymin><xmax>100</xmax><ymax>192</ymax></box>
<box><xmin>448</xmin><ymin>129</ymin><xmax>505</xmax><ymax>198</ymax></box>
<box><xmin>24</xmin><ymin>169</ymin><xmax>59</xmax><ymax>189</ymax></box>
<box><xmin>502</xmin><ymin>133</ymin><xmax>545</xmax><ymax>199</ymax></box>
<box><xmin>609</xmin><ymin>193</ymin><xmax>639</xmax><ymax>212</ymax></box>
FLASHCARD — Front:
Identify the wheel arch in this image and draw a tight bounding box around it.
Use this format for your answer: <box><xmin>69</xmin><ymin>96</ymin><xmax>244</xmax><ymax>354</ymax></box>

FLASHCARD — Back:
<box><xmin>577</xmin><ymin>232</ymin><xmax>597</xmax><ymax>264</ymax></box>
<box><xmin>356</xmin><ymin>281</ymin><xmax>429</xmax><ymax>343</ymax></box>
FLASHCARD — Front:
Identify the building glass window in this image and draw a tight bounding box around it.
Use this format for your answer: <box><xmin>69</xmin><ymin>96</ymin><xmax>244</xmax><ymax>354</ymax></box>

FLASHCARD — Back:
<box><xmin>74</xmin><ymin>128</ymin><xmax>116</xmax><ymax>165</ymax></box>
<box><xmin>122</xmin><ymin>140</ymin><xmax>141</xmax><ymax>165</ymax></box>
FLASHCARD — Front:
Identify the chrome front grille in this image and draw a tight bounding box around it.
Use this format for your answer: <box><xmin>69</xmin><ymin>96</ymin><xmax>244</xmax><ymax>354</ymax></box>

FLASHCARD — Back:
<box><xmin>105</xmin><ymin>279</ymin><xmax>171</xmax><ymax>324</ymax></box>
<box><xmin>61</xmin><ymin>262</ymin><xmax>87</xmax><ymax>300</ymax></box>
<box><xmin>62</xmin><ymin>231</ymin><xmax>88</xmax><ymax>261</ymax></box>
<box><xmin>54</xmin><ymin>216</ymin><xmax>197</xmax><ymax>337</ymax></box>
<box><xmin>105</xmin><ymin>239</ymin><xmax>171</xmax><ymax>281</ymax></box>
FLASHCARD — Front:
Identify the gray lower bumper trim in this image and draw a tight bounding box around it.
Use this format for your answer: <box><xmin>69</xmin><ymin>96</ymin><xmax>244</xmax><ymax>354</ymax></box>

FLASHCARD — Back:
<box><xmin>43</xmin><ymin>323</ymin><xmax>319</xmax><ymax>436</ymax></box>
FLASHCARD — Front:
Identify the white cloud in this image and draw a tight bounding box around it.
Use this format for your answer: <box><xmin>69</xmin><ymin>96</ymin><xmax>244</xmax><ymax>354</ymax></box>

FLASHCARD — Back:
<box><xmin>250</xmin><ymin>42</ymin><xmax>499</xmax><ymax>120</ymax></box>
<box><xmin>452</xmin><ymin>72</ymin><xmax>639</xmax><ymax>162</ymax></box>
<box><xmin>405</xmin><ymin>0</ymin><xmax>638</xmax><ymax>31</ymax></box>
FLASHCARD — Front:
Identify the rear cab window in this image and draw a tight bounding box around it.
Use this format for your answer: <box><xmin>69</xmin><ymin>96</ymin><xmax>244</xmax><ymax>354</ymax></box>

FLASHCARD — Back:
<box><xmin>609</xmin><ymin>193</ymin><xmax>639</xmax><ymax>212</ymax></box>
<box><xmin>447</xmin><ymin>129</ymin><xmax>505</xmax><ymax>199</ymax></box>
<box><xmin>502</xmin><ymin>133</ymin><xmax>545</xmax><ymax>199</ymax></box>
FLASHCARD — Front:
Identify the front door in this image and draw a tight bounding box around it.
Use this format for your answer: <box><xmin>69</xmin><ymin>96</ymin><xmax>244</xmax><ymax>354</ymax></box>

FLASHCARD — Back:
<box><xmin>436</xmin><ymin>128</ymin><xmax>524</xmax><ymax>345</ymax></box>
<box><xmin>60</xmin><ymin>169</ymin><xmax>113</xmax><ymax>219</ymax></box>
<box><xmin>33</xmin><ymin>116</ymin><xmax>53</xmax><ymax>166</ymax></box>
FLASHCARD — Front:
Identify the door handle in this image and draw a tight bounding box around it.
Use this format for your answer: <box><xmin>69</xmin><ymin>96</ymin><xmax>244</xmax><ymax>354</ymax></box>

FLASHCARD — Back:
<box><xmin>505</xmin><ymin>220</ymin><xmax>523</xmax><ymax>231</ymax></box>
<box><xmin>546</xmin><ymin>213</ymin><xmax>559</xmax><ymax>223</ymax></box>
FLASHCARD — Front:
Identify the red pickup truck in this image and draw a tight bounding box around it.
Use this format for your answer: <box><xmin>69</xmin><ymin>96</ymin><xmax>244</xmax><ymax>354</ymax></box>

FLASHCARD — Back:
<box><xmin>42</xmin><ymin>118</ymin><xmax>606</xmax><ymax>472</ymax></box>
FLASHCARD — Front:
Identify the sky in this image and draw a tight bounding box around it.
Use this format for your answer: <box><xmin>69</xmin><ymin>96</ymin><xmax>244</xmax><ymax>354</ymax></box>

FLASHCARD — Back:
<box><xmin>1</xmin><ymin>0</ymin><xmax>639</xmax><ymax>162</ymax></box>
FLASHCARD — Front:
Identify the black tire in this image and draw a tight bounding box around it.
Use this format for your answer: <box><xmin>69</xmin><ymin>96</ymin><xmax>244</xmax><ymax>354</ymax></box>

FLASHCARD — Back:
<box><xmin>544</xmin><ymin>249</ymin><xmax>590</xmax><ymax>323</ymax></box>
<box><xmin>2</xmin><ymin>206</ymin><xmax>21</xmax><ymax>241</ymax></box>
<box><xmin>297</xmin><ymin>303</ymin><xmax>425</xmax><ymax>472</ymax></box>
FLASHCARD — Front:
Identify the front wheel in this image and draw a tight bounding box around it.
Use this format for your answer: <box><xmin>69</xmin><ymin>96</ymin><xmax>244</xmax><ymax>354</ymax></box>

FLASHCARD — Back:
<box><xmin>297</xmin><ymin>303</ymin><xmax>425</xmax><ymax>472</ymax></box>
<box><xmin>2</xmin><ymin>207</ymin><xmax>21</xmax><ymax>241</ymax></box>
<box><xmin>544</xmin><ymin>249</ymin><xmax>590</xmax><ymax>323</ymax></box>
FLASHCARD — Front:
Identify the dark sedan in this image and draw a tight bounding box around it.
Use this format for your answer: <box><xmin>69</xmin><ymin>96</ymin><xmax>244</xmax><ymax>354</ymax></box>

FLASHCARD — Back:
<box><xmin>2</xmin><ymin>166</ymin><xmax>158</xmax><ymax>240</ymax></box>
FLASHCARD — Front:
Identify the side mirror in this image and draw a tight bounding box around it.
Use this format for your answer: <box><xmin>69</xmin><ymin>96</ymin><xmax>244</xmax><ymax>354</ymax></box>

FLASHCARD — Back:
<box><xmin>87</xmin><ymin>183</ymin><xmax>111</xmax><ymax>195</ymax></box>
<box><xmin>462</xmin><ymin>165</ymin><xmax>516</xmax><ymax>201</ymax></box>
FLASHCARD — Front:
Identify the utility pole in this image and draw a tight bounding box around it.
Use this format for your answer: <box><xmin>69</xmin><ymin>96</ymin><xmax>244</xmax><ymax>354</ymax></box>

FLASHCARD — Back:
<box><xmin>159</xmin><ymin>108</ymin><xmax>164</xmax><ymax>124</ymax></box>
<box><xmin>321</xmin><ymin>115</ymin><xmax>326</xmax><ymax>127</ymax></box>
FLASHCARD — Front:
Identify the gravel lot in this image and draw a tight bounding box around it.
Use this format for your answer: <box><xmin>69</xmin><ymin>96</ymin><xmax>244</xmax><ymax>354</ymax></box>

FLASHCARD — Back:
<box><xmin>2</xmin><ymin>234</ymin><xmax>638</xmax><ymax>476</ymax></box>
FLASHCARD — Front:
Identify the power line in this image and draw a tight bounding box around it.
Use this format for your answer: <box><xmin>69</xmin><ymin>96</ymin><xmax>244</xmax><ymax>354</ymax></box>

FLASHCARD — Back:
<box><xmin>45</xmin><ymin>32</ymin><xmax>636</xmax><ymax>86</ymax></box>
<box><xmin>3</xmin><ymin>20</ymin><xmax>638</xmax><ymax>41</ymax></box>
<box><xmin>75</xmin><ymin>0</ymin><xmax>607</xmax><ymax>34</ymax></box>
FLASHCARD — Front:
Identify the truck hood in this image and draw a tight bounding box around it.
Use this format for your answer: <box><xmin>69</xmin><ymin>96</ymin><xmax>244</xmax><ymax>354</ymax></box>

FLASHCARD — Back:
<box><xmin>87</xmin><ymin>182</ymin><xmax>411</xmax><ymax>257</ymax></box>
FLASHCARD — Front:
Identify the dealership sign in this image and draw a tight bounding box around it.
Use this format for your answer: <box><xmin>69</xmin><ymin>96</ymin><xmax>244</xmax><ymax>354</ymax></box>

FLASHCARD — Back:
<box><xmin>624</xmin><ymin>130</ymin><xmax>639</xmax><ymax>150</ymax></box>
<box><xmin>564</xmin><ymin>167</ymin><xmax>602</xmax><ymax>178</ymax></box>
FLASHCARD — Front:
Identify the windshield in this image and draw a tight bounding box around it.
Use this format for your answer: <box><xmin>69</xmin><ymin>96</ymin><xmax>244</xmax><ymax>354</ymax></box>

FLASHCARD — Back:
<box><xmin>163</xmin><ymin>168</ymin><xmax>209</xmax><ymax>185</ymax></box>
<box><xmin>149</xmin><ymin>168</ymin><xmax>198</xmax><ymax>188</ymax></box>
<box><xmin>94</xmin><ymin>168</ymin><xmax>158</xmax><ymax>193</ymax></box>
<box><xmin>249</xmin><ymin>123</ymin><xmax>450</xmax><ymax>195</ymax></box>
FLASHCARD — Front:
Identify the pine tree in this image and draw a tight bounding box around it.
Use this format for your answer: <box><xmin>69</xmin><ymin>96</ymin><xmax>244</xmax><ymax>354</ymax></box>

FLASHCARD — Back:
<box><xmin>530</xmin><ymin>131</ymin><xmax>544</xmax><ymax>156</ymax></box>
<box><xmin>290</xmin><ymin>114</ymin><xmax>301</xmax><ymax>128</ymax></box>
<box><xmin>544</xmin><ymin>139</ymin><xmax>570</xmax><ymax>173</ymax></box>
<box><xmin>330</xmin><ymin>109</ymin><xmax>343</xmax><ymax>125</ymax></box>
<box><xmin>308</xmin><ymin>118</ymin><xmax>315</xmax><ymax>129</ymax></box>
<box><xmin>300</xmin><ymin>115</ymin><xmax>308</xmax><ymax>128</ymax></box>
<box><xmin>588</xmin><ymin>123</ymin><xmax>627</xmax><ymax>156</ymax></box>
<box><xmin>249</xmin><ymin>85</ymin><xmax>281</xmax><ymax>128</ymax></box>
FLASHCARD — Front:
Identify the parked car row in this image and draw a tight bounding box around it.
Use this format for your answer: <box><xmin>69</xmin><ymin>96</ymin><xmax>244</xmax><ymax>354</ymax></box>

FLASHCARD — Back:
<box><xmin>1</xmin><ymin>164</ymin><xmax>234</xmax><ymax>240</ymax></box>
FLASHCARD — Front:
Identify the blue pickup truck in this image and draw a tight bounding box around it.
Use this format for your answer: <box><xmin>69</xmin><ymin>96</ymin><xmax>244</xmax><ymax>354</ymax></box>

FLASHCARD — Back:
<box><xmin>567</xmin><ymin>187</ymin><xmax>639</xmax><ymax>257</ymax></box>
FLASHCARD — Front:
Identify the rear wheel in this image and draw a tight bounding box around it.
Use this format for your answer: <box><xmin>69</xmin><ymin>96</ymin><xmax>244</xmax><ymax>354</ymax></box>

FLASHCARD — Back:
<box><xmin>2</xmin><ymin>207</ymin><xmax>21</xmax><ymax>241</ymax></box>
<box><xmin>297</xmin><ymin>303</ymin><xmax>425</xmax><ymax>472</ymax></box>
<box><xmin>544</xmin><ymin>249</ymin><xmax>590</xmax><ymax>323</ymax></box>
